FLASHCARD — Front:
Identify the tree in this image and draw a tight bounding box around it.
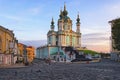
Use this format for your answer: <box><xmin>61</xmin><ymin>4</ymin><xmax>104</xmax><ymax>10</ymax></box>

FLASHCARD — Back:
<box><xmin>112</xmin><ymin>18</ymin><xmax>120</xmax><ymax>50</ymax></box>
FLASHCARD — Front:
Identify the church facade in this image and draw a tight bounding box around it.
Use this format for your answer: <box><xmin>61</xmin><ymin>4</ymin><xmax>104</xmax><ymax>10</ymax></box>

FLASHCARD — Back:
<box><xmin>36</xmin><ymin>4</ymin><xmax>81</xmax><ymax>62</ymax></box>
<box><xmin>47</xmin><ymin>5</ymin><xmax>81</xmax><ymax>47</ymax></box>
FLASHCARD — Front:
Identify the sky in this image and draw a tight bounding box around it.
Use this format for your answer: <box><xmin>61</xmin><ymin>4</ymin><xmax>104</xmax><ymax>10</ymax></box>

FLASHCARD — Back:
<box><xmin>0</xmin><ymin>0</ymin><xmax>120</xmax><ymax>52</ymax></box>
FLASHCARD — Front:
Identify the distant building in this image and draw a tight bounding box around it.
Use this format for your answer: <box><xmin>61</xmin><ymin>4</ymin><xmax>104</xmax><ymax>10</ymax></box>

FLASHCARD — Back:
<box><xmin>26</xmin><ymin>46</ymin><xmax>35</xmax><ymax>63</ymax></box>
<box><xmin>109</xmin><ymin>18</ymin><xmax>120</xmax><ymax>61</ymax></box>
<box><xmin>18</xmin><ymin>43</ymin><xmax>27</xmax><ymax>63</ymax></box>
<box><xmin>18</xmin><ymin>43</ymin><xmax>35</xmax><ymax>63</ymax></box>
<box><xmin>0</xmin><ymin>25</ymin><xmax>18</xmax><ymax>65</ymax></box>
<box><xmin>36</xmin><ymin>4</ymin><xmax>81</xmax><ymax>62</ymax></box>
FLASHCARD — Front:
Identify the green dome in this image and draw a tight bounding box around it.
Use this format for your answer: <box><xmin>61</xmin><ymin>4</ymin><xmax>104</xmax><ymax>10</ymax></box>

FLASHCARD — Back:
<box><xmin>63</xmin><ymin>10</ymin><xmax>68</xmax><ymax>16</ymax></box>
<box><xmin>59</xmin><ymin>9</ymin><xmax>63</xmax><ymax>19</ymax></box>
<box><xmin>63</xmin><ymin>3</ymin><xmax>68</xmax><ymax>16</ymax></box>
<box><xmin>76</xmin><ymin>14</ymin><xmax>80</xmax><ymax>24</ymax></box>
<box><xmin>51</xmin><ymin>18</ymin><xmax>54</xmax><ymax>26</ymax></box>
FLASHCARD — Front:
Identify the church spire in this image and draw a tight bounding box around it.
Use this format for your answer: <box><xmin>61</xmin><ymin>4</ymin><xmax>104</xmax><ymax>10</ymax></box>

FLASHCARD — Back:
<box><xmin>51</xmin><ymin>17</ymin><xmax>54</xmax><ymax>25</ymax></box>
<box><xmin>51</xmin><ymin>17</ymin><xmax>55</xmax><ymax>31</ymax></box>
<box><xmin>63</xmin><ymin>3</ymin><xmax>68</xmax><ymax>16</ymax></box>
<box><xmin>64</xmin><ymin>2</ymin><xmax>66</xmax><ymax>11</ymax></box>
<box><xmin>59</xmin><ymin>8</ymin><xmax>63</xmax><ymax>19</ymax></box>
<box><xmin>76</xmin><ymin>13</ymin><xmax>80</xmax><ymax>24</ymax></box>
<box><xmin>76</xmin><ymin>13</ymin><xmax>80</xmax><ymax>33</ymax></box>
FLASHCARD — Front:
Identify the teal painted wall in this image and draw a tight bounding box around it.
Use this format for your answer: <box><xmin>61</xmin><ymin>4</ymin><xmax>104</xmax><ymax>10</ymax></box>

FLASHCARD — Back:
<box><xmin>49</xmin><ymin>47</ymin><xmax>58</xmax><ymax>55</ymax></box>
<box><xmin>36</xmin><ymin>49</ymin><xmax>40</xmax><ymax>58</ymax></box>
<box><xmin>44</xmin><ymin>47</ymin><xmax>48</xmax><ymax>58</ymax></box>
<box><xmin>36</xmin><ymin>47</ymin><xmax>49</xmax><ymax>59</ymax></box>
<box><xmin>49</xmin><ymin>46</ymin><xmax>65</xmax><ymax>55</ymax></box>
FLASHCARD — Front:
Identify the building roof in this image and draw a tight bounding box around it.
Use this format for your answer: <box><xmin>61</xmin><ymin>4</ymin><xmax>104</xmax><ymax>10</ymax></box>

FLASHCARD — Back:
<box><xmin>0</xmin><ymin>25</ymin><xmax>14</xmax><ymax>38</ymax></box>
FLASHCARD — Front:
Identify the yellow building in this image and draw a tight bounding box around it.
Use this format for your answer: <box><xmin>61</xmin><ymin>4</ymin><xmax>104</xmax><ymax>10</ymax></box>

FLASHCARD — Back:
<box><xmin>18</xmin><ymin>44</ymin><xmax>35</xmax><ymax>63</ymax></box>
<box><xmin>26</xmin><ymin>46</ymin><xmax>35</xmax><ymax>63</ymax></box>
<box><xmin>18</xmin><ymin>43</ymin><xmax>26</xmax><ymax>62</ymax></box>
<box><xmin>0</xmin><ymin>25</ymin><xmax>18</xmax><ymax>65</ymax></box>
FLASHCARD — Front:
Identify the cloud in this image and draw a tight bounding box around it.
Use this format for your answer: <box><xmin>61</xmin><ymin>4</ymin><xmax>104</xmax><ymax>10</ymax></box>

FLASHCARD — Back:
<box><xmin>82</xmin><ymin>32</ymin><xmax>111</xmax><ymax>52</ymax></box>
<box><xmin>83</xmin><ymin>32</ymin><xmax>110</xmax><ymax>37</ymax></box>
<box><xmin>91</xmin><ymin>1</ymin><xmax>120</xmax><ymax>21</ymax></box>
<box><xmin>105</xmin><ymin>2</ymin><xmax>120</xmax><ymax>17</ymax></box>
<box><xmin>80</xmin><ymin>1</ymin><xmax>120</xmax><ymax>35</ymax></box>
<box><xmin>79</xmin><ymin>2</ymin><xmax>117</xmax><ymax>52</ymax></box>
<box><xmin>86</xmin><ymin>45</ymin><xmax>110</xmax><ymax>53</ymax></box>
<box><xmin>29</xmin><ymin>7</ymin><xmax>42</xmax><ymax>15</ymax></box>
<box><xmin>82</xmin><ymin>32</ymin><xmax>110</xmax><ymax>41</ymax></box>
<box><xmin>19</xmin><ymin>40</ymin><xmax>47</xmax><ymax>48</ymax></box>
<box><xmin>0</xmin><ymin>14</ymin><xmax>22</xmax><ymax>21</ymax></box>
<box><xmin>0</xmin><ymin>14</ymin><xmax>31</xmax><ymax>23</ymax></box>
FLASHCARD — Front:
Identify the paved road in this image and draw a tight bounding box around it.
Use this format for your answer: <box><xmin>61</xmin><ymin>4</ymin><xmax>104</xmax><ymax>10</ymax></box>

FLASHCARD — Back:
<box><xmin>0</xmin><ymin>59</ymin><xmax>120</xmax><ymax>80</ymax></box>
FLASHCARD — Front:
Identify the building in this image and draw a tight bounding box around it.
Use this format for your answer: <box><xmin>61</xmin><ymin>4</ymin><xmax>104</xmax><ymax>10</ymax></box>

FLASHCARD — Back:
<box><xmin>0</xmin><ymin>25</ymin><xmax>18</xmax><ymax>65</ymax></box>
<box><xmin>36</xmin><ymin>4</ymin><xmax>81</xmax><ymax>62</ymax></box>
<box><xmin>13</xmin><ymin>39</ymin><xmax>19</xmax><ymax>64</ymax></box>
<box><xmin>18</xmin><ymin>43</ymin><xmax>27</xmax><ymax>63</ymax></box>
<box><xmin>26</xmin><ymin>46</ymin><xmax>35</xmax><ymax>63</ymax></box>
<box><xmin>109</xmin><ymin>18</ymin><xmax>120</xmax><ymax>61</ymax></box>
<box><xmin>18</xmin><ymin>43</ymin><xmax>35</xmax><ymax>63</ymax></box>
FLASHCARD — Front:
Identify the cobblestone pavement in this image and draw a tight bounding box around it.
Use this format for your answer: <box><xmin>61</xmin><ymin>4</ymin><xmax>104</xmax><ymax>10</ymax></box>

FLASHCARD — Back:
<box><xmin>0</xmin><ymin>59</ymin><xmax>120</xmax><ymax>80</ymax></box>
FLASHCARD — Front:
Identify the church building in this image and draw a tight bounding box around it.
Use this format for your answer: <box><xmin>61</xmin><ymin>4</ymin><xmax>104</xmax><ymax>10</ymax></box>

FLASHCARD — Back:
<box><xmin>36</xmin><ymin>4</ymin><xmax>81</xmax><ymax>62</ymax></box>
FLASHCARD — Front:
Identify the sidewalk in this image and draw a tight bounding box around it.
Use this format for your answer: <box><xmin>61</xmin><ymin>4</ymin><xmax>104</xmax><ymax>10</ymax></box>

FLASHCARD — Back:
<box><xmin>0</xmin><ymin>63</ymin><xmax>26</xmax><ymax>68</ymax></box>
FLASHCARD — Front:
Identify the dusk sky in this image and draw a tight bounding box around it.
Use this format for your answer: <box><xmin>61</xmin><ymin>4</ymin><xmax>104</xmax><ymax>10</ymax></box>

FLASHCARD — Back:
<box><xmin>0</xmin><ymin>0</ymin><xmax>120</xmax><ymax>52</ymax></box>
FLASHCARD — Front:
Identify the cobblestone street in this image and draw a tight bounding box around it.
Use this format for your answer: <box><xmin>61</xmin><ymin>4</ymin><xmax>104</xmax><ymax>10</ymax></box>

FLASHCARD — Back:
<box><xmin>0</xmin><ymin>59</ymin><xmax>120</xmax><ymax>80</ymax></box>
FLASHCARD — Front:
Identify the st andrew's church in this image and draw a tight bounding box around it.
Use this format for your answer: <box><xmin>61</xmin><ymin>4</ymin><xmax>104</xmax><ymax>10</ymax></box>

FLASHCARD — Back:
<box><xmin>36</xmin><ymin>4</ymin><xmax>81</xmax><ymax>62</ymax></box>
